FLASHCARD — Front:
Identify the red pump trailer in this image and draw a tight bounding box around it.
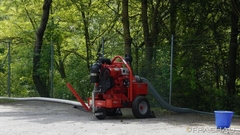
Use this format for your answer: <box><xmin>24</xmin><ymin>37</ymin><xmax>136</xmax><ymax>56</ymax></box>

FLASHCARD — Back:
<box><xmin>67</xmin><ymin>55</ymin><xmax>152</xmax><ymax>120</ymax></box>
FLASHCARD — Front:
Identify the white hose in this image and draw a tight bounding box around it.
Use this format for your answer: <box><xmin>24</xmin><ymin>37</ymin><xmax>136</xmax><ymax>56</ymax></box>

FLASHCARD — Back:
<box><xmin>0</xmin><ymin>97</ymin><xmax>83</xmax><ymax>107</ymax></box>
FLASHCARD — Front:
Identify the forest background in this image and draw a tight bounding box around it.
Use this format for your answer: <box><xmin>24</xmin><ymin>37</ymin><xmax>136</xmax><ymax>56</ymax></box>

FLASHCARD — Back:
<box><xmin>0</xmin><ymin>0</ymin><xmax>239</xmax><ymax>114</ymax></box>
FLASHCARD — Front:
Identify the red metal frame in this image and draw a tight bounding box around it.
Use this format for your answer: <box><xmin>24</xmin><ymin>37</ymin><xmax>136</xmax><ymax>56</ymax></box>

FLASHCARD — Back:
<box><xmin>66</xmin><ymin>83</ymin><xmax>90</xmax><ymax>112</ymax></box>
<box><xmin>111</xmin><ymin>56</ymin><xmax>134</xmax><ymax>101</ymax></box>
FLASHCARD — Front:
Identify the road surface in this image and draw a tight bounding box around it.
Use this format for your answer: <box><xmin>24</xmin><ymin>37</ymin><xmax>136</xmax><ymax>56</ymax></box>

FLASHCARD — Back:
<box><xmin>0</xmin><ymin>101</ymin><xmax>239</xmax><ymax>135</ymax></box>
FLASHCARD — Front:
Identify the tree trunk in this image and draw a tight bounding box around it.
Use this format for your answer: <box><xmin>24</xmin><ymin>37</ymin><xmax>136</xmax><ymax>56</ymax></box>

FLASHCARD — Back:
<box><xmin>71</xmin><ymin>1</ymin><xmax>91</xmax><ymax>69</ymax></box>
<box><xmin>170</xmin><ymin>0</ymin><xmax>176</xmax><ymax>36</ymax></box>
<box><xmin>141</xmin><ymin>0</ymin><xmax>152</xmax><ymax>63</ymax></box>
<box><xmin>81</xmin><ymin>10</ymin><xmax>91</xmax><ymax>70</ymax></box>
<box><xmin>231</xmin><ymin>0</ymin><xmax>240</xmax><ymax>18</ymax></box>
<box><xmin>33</xmin><ymin>0</ymin><xmax>52</xmax><ymax>97</ymax></box>
<box><xmin>122</xmin><ymin>0</ymin><xmax>132</xmax><ymax>55</ymax></box>
<box><xmin>227</xmin><ymin>9</ymin><xmax>239</xmax><ymax>95</ymax></box>
<box><xmin>56</xmin><ymin>43</ymin><xmax>67</xmax><ymax>79</ymax></box>
<box><xmin>141</xmin><ymin>0</ymin><xmax>160</xmax><ymax>63</ymax></box>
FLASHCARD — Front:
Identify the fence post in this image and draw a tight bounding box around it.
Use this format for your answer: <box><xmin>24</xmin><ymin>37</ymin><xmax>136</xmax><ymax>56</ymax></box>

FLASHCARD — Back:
<box><xmin>169</xmin><ymin>35</ymin><xmax>174</xmax><ymax>105</ymax></box>
<box><xmin>50</xmin><ymin>41</ymin><xmax>54</xmax><ymax>98</ymax></box>
<box><xmin>7</xmin><ymin>41</ymin><xmax>11</xmax><ymax>97</ymax></box>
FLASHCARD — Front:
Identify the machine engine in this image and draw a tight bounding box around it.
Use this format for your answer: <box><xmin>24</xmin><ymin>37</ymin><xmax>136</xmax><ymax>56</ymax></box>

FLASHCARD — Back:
<box><xmin>90</xmin><ymin>55</ymin><xmax>132</xmax><ymax>94</ymax></box>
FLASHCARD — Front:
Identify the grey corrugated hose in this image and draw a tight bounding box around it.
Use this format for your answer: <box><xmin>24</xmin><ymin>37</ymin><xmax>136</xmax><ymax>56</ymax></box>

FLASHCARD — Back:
<box><xmin>141</xmin><ymin>77</ymin><xmax>213</xmax><ymax>115</ymax></box>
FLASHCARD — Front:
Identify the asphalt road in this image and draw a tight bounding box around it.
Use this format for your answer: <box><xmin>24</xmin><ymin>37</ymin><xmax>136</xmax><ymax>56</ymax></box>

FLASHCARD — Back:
<box><xmin>0</xmin><ymin>101</ymin><xmax>239</xmax><ymax>135</ymax></box>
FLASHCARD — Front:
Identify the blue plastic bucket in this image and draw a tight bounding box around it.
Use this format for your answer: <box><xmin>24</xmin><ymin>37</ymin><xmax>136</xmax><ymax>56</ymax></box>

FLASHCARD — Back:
<box><xmin>214</xmin><ymin>111</ymin><xmax>234</xmax><ymax>129</ymax></box>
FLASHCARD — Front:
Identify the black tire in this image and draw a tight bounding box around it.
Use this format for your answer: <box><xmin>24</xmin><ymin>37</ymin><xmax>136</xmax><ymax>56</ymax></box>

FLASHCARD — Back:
<box><xmin>95</xmin><ymin>108</ymin><xmax>106</xmax><ymax>120</ymax></box>
<box><xmin>132</xmin><ymin>96</ymin><xmax>150</xmax><ymax>118</ymax></box>
<box><xmin>106</xmin><ymin>108</ymin><xmax>117</xmax><ymax>116</ymax></box>
<box><xmin>106</xmin><ymin>108</ymin><xmax>122</xmax><ymax>116</ymax></box>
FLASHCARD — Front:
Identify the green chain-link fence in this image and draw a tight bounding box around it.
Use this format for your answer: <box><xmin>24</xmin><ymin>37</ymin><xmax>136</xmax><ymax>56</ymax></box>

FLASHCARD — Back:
<box><xmin>1</xmin><ymin>34</ymin><xmax>239</xmax><ymax>113</ymax></box>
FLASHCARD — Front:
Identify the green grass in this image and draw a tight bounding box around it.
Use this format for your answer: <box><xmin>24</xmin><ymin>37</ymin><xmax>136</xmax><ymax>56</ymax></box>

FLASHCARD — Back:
<box><xmin>151</xmin><ymin>107</ymin><xmax>175</xmax><ymax>116</ymax></box>
<box><xmin>0</xmin><ymin>99</ymin><xmax>16</xmax><ymax>103</ymax></box>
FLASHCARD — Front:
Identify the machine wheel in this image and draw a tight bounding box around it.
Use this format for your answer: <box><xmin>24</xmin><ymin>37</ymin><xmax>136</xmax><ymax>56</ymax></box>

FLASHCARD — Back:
<box><xmin>106</xmin><ymin>108</ymin><xmax>117</xmax><ymax>116</ymax></box>
<box><xmin>106</xmin><ymin>108</ymin><xmax>123</xmax><ymax>116</ymax></box>
<box><xmin>94</xmin><ymin>108</ymin><xmax>106</xmax><ymax>120</ymax></box>
<box><xmin>132</xmin><ymin>96</ymin><xmax>150</xmax><ymax>118</ymax></box>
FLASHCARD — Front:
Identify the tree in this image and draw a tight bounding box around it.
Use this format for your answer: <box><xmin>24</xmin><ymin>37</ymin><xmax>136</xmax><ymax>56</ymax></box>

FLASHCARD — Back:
<box><xmin>122</xmin><ymin>0</ymin><xmax>132</xmax><ymax>55</ymax></box>
<box><xmin>139</xmin><ymin>0</ymin><xmax>161</xmax><ymax>78</ymax></box>
<box><xmin>141</xmin><ymin>0</ymin><xmax>151</xmax><ymax>63</ymax></box>
<box><xmin>227</xmin><ymin>0</ymin><xmax>239</xmax><ymax>96</ymax></box>
<box><xmin>33</xmin><ymin>0</ymin><xmax>52</xmax><ymax>97</ymax></box>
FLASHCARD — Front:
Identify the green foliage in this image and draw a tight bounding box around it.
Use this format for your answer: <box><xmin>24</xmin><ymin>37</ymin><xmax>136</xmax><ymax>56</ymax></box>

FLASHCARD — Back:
<box><xmin>0</xmin><ymin>0</ymin><xmax>239</xmax><ymax>114</ymax></box>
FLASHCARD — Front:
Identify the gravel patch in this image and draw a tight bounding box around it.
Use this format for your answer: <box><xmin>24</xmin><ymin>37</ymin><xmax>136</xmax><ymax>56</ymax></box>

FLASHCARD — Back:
<box><xmin>0</xmin><ymin>101</ymin><xmax>239</xmax><ymax>135</ymax></box>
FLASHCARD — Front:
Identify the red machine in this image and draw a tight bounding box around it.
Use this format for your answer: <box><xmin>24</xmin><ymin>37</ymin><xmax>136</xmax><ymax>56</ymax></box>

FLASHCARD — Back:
<box><xmin>67</xmin><ymin>55</ymin><xmax>153</xmax><ymax>120</ymax></box>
